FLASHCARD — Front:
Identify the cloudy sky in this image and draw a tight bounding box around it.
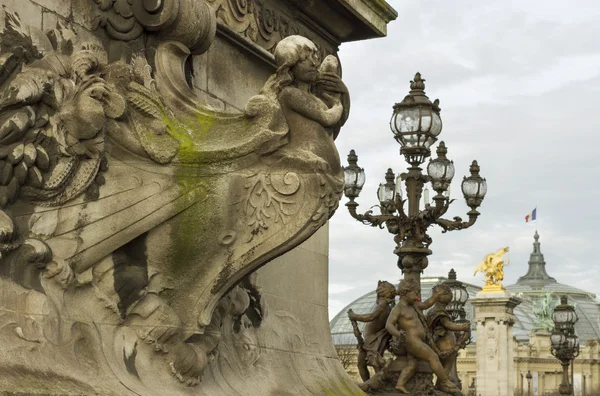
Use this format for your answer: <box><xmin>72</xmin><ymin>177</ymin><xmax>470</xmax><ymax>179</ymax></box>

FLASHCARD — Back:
<box><xmin>328</xmin><ymin>0</ymin><xmax>600</xmax><ymax>319</ymax></box>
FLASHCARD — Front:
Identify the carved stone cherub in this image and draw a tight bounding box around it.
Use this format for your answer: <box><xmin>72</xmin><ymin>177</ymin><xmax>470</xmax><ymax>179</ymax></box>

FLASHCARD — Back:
<box><xmin>347</xmin><ymin>280</ymin><xmax>396</xmax><ymax>382</ymax></box>
<box><xmin>425</xmin><ymin>283</ymin><xmax>471</xmax><ymax>390</ymax></box>
<box><xmin>261</xmin><ymin>35</ymin><xmax>350</xmax><ymax>174</ymax></box>
<box><xmin>385</xmin><ymin>279</ymin><xmax>461</xmax><ymax>395</ymax></box>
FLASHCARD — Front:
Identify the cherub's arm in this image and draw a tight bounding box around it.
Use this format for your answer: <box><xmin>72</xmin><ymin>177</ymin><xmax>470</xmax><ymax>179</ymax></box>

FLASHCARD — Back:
<box><xmin>279</xmin><ymin>87</ymin><xmax>343</xmax><ymax>127</ymax></box>
<box><xmin>385</xmin><ymin>305</ymin><xmax>403</xmax><ymax>338</ymax></box>
<box><xmin>318</xmin><ymin>72</ymin><xmax>350</xmax><ymax>134</ymax></box>
<box><xmin>416</xmin><ymin>293</ymin><xmax>439</xmax><ymax>311</ymax></box>
<box><xmin>439</xmin><ymin>317</ymin><xmax>471</xmax><ymax>332</ymax></box>
<box><xmin>348</xmin><ymin>304</ymin><xmax>384</xmax><ymax>322</ymax></box>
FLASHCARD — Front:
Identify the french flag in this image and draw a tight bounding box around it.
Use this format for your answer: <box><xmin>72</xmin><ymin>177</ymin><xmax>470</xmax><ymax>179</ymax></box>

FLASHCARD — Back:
<box><xmin>525</xmin><ymin>208</ymin><xmax>537</xmax><ymax>223</ymax></box>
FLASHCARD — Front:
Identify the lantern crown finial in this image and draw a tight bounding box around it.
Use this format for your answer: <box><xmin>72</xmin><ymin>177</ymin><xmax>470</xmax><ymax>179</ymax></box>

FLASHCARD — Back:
<box><xmin>469</xmin><ymin>160</ymin><xmax>480</xmax><ymax>176</ymax></box>
<box><xmin>448</xmin><ymin>268</ymin><xmax>457</xmax><ymax>280</ymax></box>
<box><xmin>410</xmin><ymin>72</ymin><xmax>426</xmax><ymax>91</ymax></box>
<box><xmin>436</xmin><ymin>141</ymin><xmax>448</xmax><ymax>158</ymax></box>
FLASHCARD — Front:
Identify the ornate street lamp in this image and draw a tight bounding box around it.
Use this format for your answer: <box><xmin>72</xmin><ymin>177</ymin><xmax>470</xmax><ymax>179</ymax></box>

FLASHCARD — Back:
<box><xmin>343</xmin><ymin>73</ymin><xmax>487</xmax><ymax>287</ymax></box>
<box><xmin>550</xmin><ymin>296</ymin><xmax>580</xmax><ymax>395</ymax></box>
<box><xmin>444</xmin><ymin>268</ymin><xmax>470</xmax><ymax>323</ymax></box>
<box><xmin>343</xmin><ymin>149</ymin><xmax>366</xmax><ymax>200</ymax></box>
<box><xmin>526</xmin><ymin>370</ymin><xmax>532</xmax><ymax>396</ymax></box>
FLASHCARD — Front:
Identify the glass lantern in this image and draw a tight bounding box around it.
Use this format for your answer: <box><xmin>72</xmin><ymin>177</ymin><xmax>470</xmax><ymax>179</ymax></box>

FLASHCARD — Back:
<box><xmin>377</xmin><ymin>168</ymin><xmax>396</xmax><ymax>207</ymax></box>
<box><xmin>390</xmin><ymin>73</ymin><xmax>443</xmax><ymax>165</ymax></box>
<box><xmin>461</xmin><ymin>160</ymin><xmax>487</xmax><ymax>208</ymax></box>
<box><xmin>427</xmin><ymin>142</ymin><xmax>455</xmax><ymax>194</ymax></box>
<box><xmin>343</xmin><ymin>149</ymin><xmax>366</xmax><ymax>199</ymax></box>
<box><xmin>552</xmin><ymin>295</ymin><xmax>578</xmax><ymax>333</ymax></box>
<box><xmin>444</xmin><ymin>269</ymin><xmax>470</xmax><ymax>323</ymax></box>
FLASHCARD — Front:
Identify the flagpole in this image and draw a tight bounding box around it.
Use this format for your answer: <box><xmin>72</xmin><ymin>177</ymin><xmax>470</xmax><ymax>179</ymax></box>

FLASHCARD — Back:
<box><xmin>536</xmin><ymin>202</ymin><xmax>538</xmax><ymax>234</ymax></box>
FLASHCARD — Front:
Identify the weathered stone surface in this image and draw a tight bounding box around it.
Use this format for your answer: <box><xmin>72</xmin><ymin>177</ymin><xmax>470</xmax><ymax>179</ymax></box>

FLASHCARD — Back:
<box><xmin>71</xmin><ymin>0</ymin><xmax>102</xmax><ymax>31</ymax></box>
<box><xmin>0</xmin><ymin>0</ymin><xmax>42</xmax><ymax>27</ymax></box>
<box><xmin>471</xmin><ymin>291</ymin><xmax>522</xmax><ymax>396</ymax></box>
<box><xmin>32</xmin><ymin>0</ymin><xmax>71</xmax><ymax>18</ymax></box>
<box><xmin>0</xmin><ymin>0</ymin><xmax>395</xmax><ymax>394</ymax></box>
<box><xmin>206</xmin><ymin>36</ymin><xmax>274</xmax><ymax>110</ymax></box>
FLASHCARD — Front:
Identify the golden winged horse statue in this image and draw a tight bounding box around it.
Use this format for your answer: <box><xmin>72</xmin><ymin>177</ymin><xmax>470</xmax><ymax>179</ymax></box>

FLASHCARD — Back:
<box><xmin>474</xmin><ymin>246</ymin><xmax>510</xmax><ymax>291</ymax></box>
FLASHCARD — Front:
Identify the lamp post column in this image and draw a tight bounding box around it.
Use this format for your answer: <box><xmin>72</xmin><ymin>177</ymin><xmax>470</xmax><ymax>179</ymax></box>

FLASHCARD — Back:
<box><xmin>397</xmin><ymin>164</ymin><xmax>431</xmax><ymax>289</ymax></box>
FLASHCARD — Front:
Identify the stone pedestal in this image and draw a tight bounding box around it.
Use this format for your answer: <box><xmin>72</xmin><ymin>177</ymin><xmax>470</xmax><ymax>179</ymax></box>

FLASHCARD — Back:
<box><xmin>471</xmin><ymin>291</ymin><xmax>521</xmax><ymax>396</ymax></box>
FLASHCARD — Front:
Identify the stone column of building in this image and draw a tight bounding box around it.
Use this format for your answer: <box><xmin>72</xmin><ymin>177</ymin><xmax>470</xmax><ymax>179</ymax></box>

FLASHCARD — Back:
<box><xmin>471</xmin><ymin>291</ymin><xmax>522</xmax><ymax>396</ymax></box>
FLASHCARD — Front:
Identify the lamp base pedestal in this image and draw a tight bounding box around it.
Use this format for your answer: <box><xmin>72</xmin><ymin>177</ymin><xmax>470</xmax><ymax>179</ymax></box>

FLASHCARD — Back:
<box><xmin>361</xmin><ymin>356</ymin><xmax>461</xmax><ymax>396</ymax></box>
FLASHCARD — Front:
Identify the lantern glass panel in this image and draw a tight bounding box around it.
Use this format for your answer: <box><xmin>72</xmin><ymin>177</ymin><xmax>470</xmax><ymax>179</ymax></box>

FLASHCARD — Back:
<box><xmin>568</xmin><ymin>309</ymin><xmax>578</xmax><ymax>324</ymax></box>
<box><xmin>430</xmin><ymin>112</ymin><xmax>443</xmax><ymax>136</ymax></box>
<box><xmin>479</xmin><ymin>180</ymin><xmax>488</xmax><ymax>197</ymax></box>
<box><xmin>403</xmin><ymin>132</ymin><xmax>419</xmax><ymax>147</ymax></box>
<box><xmin>421</xmin><ymin>111</ymin><xmax>432</xmax><ymax>132</ymax></box>
<box><xmin>446</xmin><ymin>161</ymin><xmax>456</xmax><ymax>181</ymax></box>
<box><xmin>377</xmin><ymin>183</ymin><xmax>386</xmax><ymax>203</ymax></box>
<box><xmin>427</xmin><ymin>160</ymin><xmax>446</xmax><ymax>182</ymax></box>
<box><xmin>462</xmin><ymin>179</ymin><xmax>479</xmax><ymax>198</ymax></box>
<box><xmin>395</xmin><ymin>109</ymin><xmax>420</xmax><ymax>133</ymax></box>
<box><xmin>356</xmin><ymin>170</ymin><xmax>366</xmax><ymax>189</ymax></box>
<box><xmin>343</xmin><ymin>168</ymin><xmax>357</xmax><ymax>188</ymax></box>
<box><xmin>377</xmin><ymin>184</ymin><xmax>394</xmax><ymax>203</ymax></box>
<box><xmin>567</xmin><ymin>335</ymin><xmax>579</xmax><ymax>349</ymax></box>
<box><xmin>452</xmin><ymin>288</ymin><xmax>460</xmax><ymax>302</ymax></box>
<box><xmin>551</xmin><ymin>332</ymin><xmax>565</xmax><ymax>348</ymax></box>
<box><xmin>384</xmin><ymin>184</ymin><xmax>395</xmax><ymax>202</ymax></box>
<box><xmin>554</xmin><ymin>310</ymin><xmax>570</xmax><ymax>325</ymax></box>
<box><xmin>459</xmin><ymin>288</ymin><xmax>469</xmax><ymax>303</ymax></box>
<box><xmin>395</xmin><ymin>175</ymin><xmax>403</xmax><ymax>197</ymax></box>
<box><xmin>424</xmin><ymin>136</ymin><xmax>437</xmax><ymax>149</ymax></box>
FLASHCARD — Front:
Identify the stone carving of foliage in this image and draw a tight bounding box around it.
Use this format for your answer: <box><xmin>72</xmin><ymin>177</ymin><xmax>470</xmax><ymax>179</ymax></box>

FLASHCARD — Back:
<box><xmin>0</xmin><ymin>12</ymin><xmax>124</xmax><ymax>260</ymax></box>
<box><xmin>245</xmin><ymin>172</ymin><xmax>300</xmax><ymax>239</ymax></box>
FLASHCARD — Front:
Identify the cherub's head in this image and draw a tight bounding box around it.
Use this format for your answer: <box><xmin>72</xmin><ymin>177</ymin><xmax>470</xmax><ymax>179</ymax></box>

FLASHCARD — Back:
<box><xmin>397</xmin><ymin>279</ymin><xmax>420</xmax><ymax>305</ymax></box>
<box><xmin>260</xmin><ymin>36</ymin><xmax>319</xmax><ymax>98</ymax></box>
<box><xmin>274</xmin><ymin>35</ymin><xmax>319</xmax><ymax>77</ymax></box>
<box><xmin>432</xmin><ymin>283</ymin><xmax>453</xmax><ymax>305</ymax></box>
<box><xmin>376</xmin><ymin>281</ymin><xmax>396</xmax><ymax>302</ymax></box>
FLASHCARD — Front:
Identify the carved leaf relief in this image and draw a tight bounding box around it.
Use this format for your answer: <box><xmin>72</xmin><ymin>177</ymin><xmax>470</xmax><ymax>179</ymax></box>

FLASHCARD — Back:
<box><xmin>245</xmin><ymin>172</ymin><xmax>300</xmax><ymax>239</ymax></box>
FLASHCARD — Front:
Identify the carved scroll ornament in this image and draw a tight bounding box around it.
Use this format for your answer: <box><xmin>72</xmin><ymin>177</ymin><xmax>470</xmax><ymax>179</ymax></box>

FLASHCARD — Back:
<box><xmin>0</xmin><ymin>7</ymin><xmax>346</xmax><ymax>393</ymax></box>
<box><xmin>93</xmin><ymin>0</ymin><xmax>216</xmax><ymax>54</ymax></box>
<box><xmin>205</xmin><ymin>0</ymin><xmax>333</xmax><ymax>58</ymax></box>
